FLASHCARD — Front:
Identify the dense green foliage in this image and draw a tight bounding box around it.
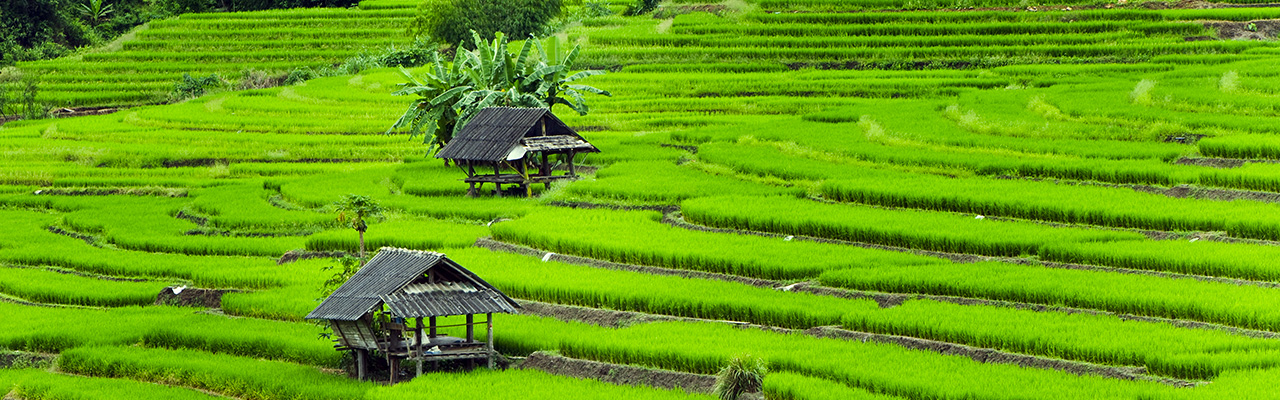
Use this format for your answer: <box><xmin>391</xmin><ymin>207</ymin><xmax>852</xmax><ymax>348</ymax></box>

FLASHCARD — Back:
<box><xmin>412</xmin><ymin>0</ymin><xmax>563</xmax><ymax>45</ymax></box>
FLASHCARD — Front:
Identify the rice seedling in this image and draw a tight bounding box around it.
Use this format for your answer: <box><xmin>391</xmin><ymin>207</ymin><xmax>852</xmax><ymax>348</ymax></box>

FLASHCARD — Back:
<box><xmin>819</xmin><ymin>262</ymin><xmax>1280</xmax><ymax>332</ymax></box>
<box><xmin>60</xmin><ymin>346</ymin><xmax>371</xmax><ymax>400</ymax></box>
<box><xmin>450</xmin><ymin>248</ymin><xmax>878</xmax><ymax>328</ymax></box>
<box><xmin>303</xmin><ymin>218</ymin><xmax>488</xmax><ymax>253</ymax></box>
<box><xmin>1040</xmin><ymin>240</ymin><xmax>1280</xmax><ymax>282</ymax></box>
<box><xmin>0</xmin><ymin>369</ymin><xmax>221</xmax><ymax>400</ymax></box>
<box><xmin>682</xmin><ymin>195</ymin><xmax>1144</xmax><ymax>257</ymax></box>
<box><xmin>0</xmin><ymin>266</ymin><xmax>172</xmax><ymax>307</ymax></box>
<box><xmin>819</xmin><ymin>167</ymin><xmax>1280</xmax><ymax>241</ymax></box>
<box><xmin>764</xmin><ymin>372</ymin><xmax>904</xmax><ymax>400</ymax></box>
<box><xmin>0</xmin><ymin>301</ymin><xmax>338</xmax><ymax>366</ymax></box>
<box><xmin>565</xmin><ymin>161</ymin><xmax>799</xmax><ymax>204</ymax></box>
<box><xmin>368</xmin><ymin>368</ymin><xmax>716</xmax><ymax>400</ymax></box>
<box><xmin>491</xmin><ymin>208</ymin><xmax>945</xmax><ymax>280</ymax></box>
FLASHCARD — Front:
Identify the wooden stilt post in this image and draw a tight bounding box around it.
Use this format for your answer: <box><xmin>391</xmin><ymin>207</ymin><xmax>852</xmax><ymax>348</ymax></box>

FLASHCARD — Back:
<box><xmin>567</xmin><ymin>152</ymin><xmax>577</xmax><ymax>177</ymax></box>
<box><xmin>429</xmin><ymin>316</ymin><xmax>437</xmax><ymax>338</ymax></box>
<box><xmin>415</xmin><ymin>317</ymin><xmax>424</xmax><ymax>378</ymax></box>
<box><xmin>466</xmin><ymin>314</ymin><xmax>475</xmax><ymax>342</ymax></box>
<box><xmin>486</xmin><ymin>313</ymin><xmax>495</xmax><ymax>369</ymax></box>
<box><xmin>357</xmin><ymin>349</ymin><xmax>366</xmax><ymax>380</ymax></box>
<box><xmin>389</xmin><ymin>357</ymin><xmax>398</xmax><ymax>384</ymax></box>
<box><xmin>385</xmin><ymin>350</ymin><xmax>393</xmax><ymax>383</ymax></box>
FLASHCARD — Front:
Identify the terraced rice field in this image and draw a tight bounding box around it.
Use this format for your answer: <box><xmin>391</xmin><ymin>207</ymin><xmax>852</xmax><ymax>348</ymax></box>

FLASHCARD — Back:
<box><xmin>5</xmin><ymin>0</ymin><xmax>1280</xmax><ymax>398</ymax></box>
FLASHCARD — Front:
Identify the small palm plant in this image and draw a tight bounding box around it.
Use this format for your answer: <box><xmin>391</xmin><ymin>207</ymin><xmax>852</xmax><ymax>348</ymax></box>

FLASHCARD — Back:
<box><xmin>78</xmin><ymin>0</ymin><xmax>114</xmax><ymax>26</ymax></box>
<box><xmin>713</xmin><ymin>354</ymin><xmax>766</xmax><ymax>400</ymax></box>
<box><xmin>333</xmin><ymin>194</ymin><xmax>384</xmax><ymax>259</ymax></box>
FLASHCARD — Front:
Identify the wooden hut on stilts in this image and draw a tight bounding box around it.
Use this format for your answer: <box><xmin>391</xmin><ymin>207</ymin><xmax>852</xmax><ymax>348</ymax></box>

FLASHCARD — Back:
<box><xmin>306</xmin><ymin>248</ymin><xmax>521</xmax><ymax>383</ymax></box>
<box><xmin>435</xmin><ymin>107</ymin><xmax>599</xmax><ymax>197</ymax></box>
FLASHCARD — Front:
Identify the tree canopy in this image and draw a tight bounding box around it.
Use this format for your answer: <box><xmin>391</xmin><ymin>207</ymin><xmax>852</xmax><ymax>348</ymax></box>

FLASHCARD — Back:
<box><xmin>410</xmin><ymin>0</ymin><xmax>563</xmax><ymax>46</ymax></box>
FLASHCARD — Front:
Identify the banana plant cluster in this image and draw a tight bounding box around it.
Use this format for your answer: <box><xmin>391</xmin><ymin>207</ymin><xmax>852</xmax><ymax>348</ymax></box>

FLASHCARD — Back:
<box><xmin>387</xmin><ymin>31</ymin><xmax>610</xmax><ymax>154</ymax></box>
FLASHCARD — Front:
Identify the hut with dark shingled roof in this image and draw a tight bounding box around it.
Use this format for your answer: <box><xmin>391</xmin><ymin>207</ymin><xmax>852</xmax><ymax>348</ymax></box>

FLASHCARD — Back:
<box><xmin>307</xmin><ymin>247</ymin><xmax>520</xmax><ymax>382</ymax></box>
<box><xmin>435</xmin><ymin>106</ymin><xmax>598</xmax><ymax>197</ymax></box>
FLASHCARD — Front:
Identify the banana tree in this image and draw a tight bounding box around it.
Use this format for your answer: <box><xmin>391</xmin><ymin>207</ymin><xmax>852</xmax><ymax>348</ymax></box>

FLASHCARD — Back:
<box><xmin>448</xmin><ymin>32</ymin><xmax>547</xmax><ymax>134</ymax></box>
<box><xmin>78</xmin><ymin>0</ymin><xmax>114</xmax><ymax>27</ymax></box>
<box><xmin>385</xmin><ymin>49</ymin><xmax>473</xmax><ymax>154</ymax></box>
<box><xmin>387</xmin><ymin>31</ymin><xmax>610</xmax><ymax>152</ymax></box>
<box><xmin>523</xmin><ymin>36</ymin><xmax>611</xmax><ymax>116</ymax></box>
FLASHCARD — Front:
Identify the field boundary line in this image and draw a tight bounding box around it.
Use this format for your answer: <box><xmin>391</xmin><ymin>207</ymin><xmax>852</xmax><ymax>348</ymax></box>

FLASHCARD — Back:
<box><xmin>519</xmin><ymin>298</ymin><xmax>1200</xmax><ymax>385</ymax></box>
<box><xmin>664</xmin><ymin>210</ymin><xmax>1280</xmax><ymax>290</ymax></box>
<box><xmin>480</xmin><ymin>236</ymin><xmax>1280</xmax><ymax>339</ymax></box>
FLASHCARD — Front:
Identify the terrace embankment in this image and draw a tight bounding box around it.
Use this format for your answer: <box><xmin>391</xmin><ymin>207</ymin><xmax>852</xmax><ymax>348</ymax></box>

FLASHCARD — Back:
<box><xmin>474</xmin><ymin>237</ymin><xmax>776</xmax><ymax>288</ymax></box>
<box><xmin>520</xmin><ymin>352</ymin><xmax>727</xmax><ymax>395</ymax></box>
<box><xmin>805</xmin><ymin>326</ymin><xmax>1200</xmax><ymax>387</ymax></box>
<box><xmin>519</xmin><ymin>297</ymin><xmax>1199</xmax><ymax>386</ymax></box>
<box><xmin>155</xmin><ymin>286</ymin><xmax>232</xmax><ymax>308</ymax></box>
<box><xmin>662</xmin><ymin>209</ymin><xmax>1280</xmax><ymax>290</ymax></box>
<box><xmin>1206</xmin><ymin>19</ymin><xmax>1280</xmax><ymax>40</ymax></box>
<box><xmin>486</xmin><ymin>234</ymin><xmax>1280</xmax><ymax>341</ymax></box>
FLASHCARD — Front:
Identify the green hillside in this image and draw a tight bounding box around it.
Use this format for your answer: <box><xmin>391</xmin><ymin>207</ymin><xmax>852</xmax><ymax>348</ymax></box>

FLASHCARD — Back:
<box><xmin>4</xmin><ymin>0</ymin><xmax>1280</xmax><ymax>398</ymax></box>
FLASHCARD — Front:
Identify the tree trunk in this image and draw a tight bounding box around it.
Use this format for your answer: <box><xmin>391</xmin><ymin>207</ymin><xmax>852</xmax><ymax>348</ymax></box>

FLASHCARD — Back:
<box><xmin>358</xmin><ymin>230</ymin><xmax>366</xmax><ymax>259</ymax></box>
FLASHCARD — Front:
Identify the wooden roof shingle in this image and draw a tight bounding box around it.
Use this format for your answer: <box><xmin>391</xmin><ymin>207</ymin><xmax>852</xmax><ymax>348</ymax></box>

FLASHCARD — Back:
<box><xmin>435</xmin><ymin>107</ymin><xmax>597</xmax><ymax>162</ymax></box>
<box><xmin>306</xmin><ymin>248</ymin><xmax>520</xmax><ymax>321</ymax></box>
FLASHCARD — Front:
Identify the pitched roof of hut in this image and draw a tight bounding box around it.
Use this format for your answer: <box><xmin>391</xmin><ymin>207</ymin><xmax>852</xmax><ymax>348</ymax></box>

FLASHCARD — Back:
<box><xmin>436</xmin><ymin>107</ymin><xmax>599</xmax><ymax>162</ymax></box>
<box><xmin>306</xmin><ymin>248</ymin><xmax>520</xmax><ymax>321</ymax></box>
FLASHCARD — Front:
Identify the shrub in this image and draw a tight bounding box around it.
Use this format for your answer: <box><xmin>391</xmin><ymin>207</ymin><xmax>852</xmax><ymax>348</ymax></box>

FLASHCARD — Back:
<box><xmin>238</xmin><ymin>68</ymin><xmax>286</xmax><ymax>90</ymax></box>
<box><xmin>412</xmin><ymin>0</ymin><xmax>564</xmax><ymax>46</ymax></box>
<box><xmin>169</xmin><ymin>73</ymin><xmax>223</xmax><ymax>102</ymax></box>
<box><xmin>623</xmin><ymin>0</ymin><xmax>659</xmax><ymax>16</ymax></box>
<box><xmin>284</xmin><ymin>66</ymin><xmax>318</xmax><ymax>85</ymax></box>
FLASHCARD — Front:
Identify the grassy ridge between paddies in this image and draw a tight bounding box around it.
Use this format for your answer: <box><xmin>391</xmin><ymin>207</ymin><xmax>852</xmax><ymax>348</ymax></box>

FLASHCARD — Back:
<box><xmin>0</xmin><ymin>369</ymin><xmax>220</xmax><ymax>400</ymax></box>
<box><xmin>819</xmin><ymin>262</ymin><xmax>1280</xmax><ymax>333</ymax></box>
<box><xmin>455</xmin><ymin>247</ymin><xmax>1280</xmax><ymax>380</ymax></box>
<box><xmin>0</xmin><ymin>301</ymin><xmax>337</xmax><ymax>366</ymax></box>
<box><xmin>490</xmin><ymin>207</ymin><xmax>944</xmax><ymax>280</ymax></box>
<box><xmin>682</xmin><ymin>195</ymin><xmax>1280</xmax><ymax>282</ymax></box>
<box><xmin>451</xmin><ymin>248</ymin><xmax>868</xmax><ymax>328</ymax></box>
<box><xmin>0</xmin><ymin>208</ymin><xmax>294</xmax><ymax>289</ymax></box>
<box><xmin>58</xmin><ymin>195</ymin><xmax>306</xmax><ymax>257</ymax></box>
<box><xmin>0</xmin><ymin>266</ymin><xmax>171</xmax><ymax>307</ymax></box>
<box><xmin>16</xmin><ymin>6</ymin><xmax>415</xmax><ymax>108</ymax></box>
<box><xmin>60</xmin><ymin>346</ymin><xmax>370</xmax><ymax>400</ymax></box>
<box><xmin>464</xmin><ymin>313</ymin><xmax>1280</xmax><ymax>400</ymax></box>
<box><xmin>691</xmin><ymin>119</ymin><xmax>1206</xmax><ymax>189</ymax></box>
<box><xmin>368</xmin><ymin>368</ymin><xmax>715</xmax><ymax>400</ymax></box>
<box><xmin>1041</xmin><ymin>240</ymin><xmax>1280</xmax><ymax>283</ymax></box>
<box><xmin>819</xmin><ymin>166</ymin><xmax>1280</xmax><ymax>241</ymax></box>
<box><xmin>765</xmin><ymin>372</ymin><xmax>905</xmax><ymax>400</ymax></box>
<box><xmin>565</xmin><ymin>160</ymin><xmax>800</xmax><ymax>204</ymax></box>
<box><xmin>681</xmin><ymin>195</ymin><xmax>1144</xmax><ymax>258</ymax></box>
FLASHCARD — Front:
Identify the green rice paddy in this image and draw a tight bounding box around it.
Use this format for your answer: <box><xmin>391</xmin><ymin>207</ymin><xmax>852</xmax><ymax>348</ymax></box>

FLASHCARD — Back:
<box><xmin>5</xmin><ymin>0</ymin><xmax>1280</xmax><ymax>398</ymax></box>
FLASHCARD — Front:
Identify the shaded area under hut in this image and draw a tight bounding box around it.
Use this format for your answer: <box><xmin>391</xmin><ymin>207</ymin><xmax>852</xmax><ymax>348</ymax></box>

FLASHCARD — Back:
<box><xmin>436</xmin><ymin>107</ymin><xmax>599</xmax><ymax>197</ymax></box>
<box><xmin>306</xmin><ymin>247</ymin><xmax>521</xmax><ymax>383</ymax></box>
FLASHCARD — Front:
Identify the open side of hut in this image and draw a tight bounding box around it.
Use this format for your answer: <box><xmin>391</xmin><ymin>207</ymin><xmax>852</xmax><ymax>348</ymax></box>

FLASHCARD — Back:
<box><xmin>306</xmin><ymin>248</ymin><xmax>520</xmax><ymax>382</ymax></box>
<box><xmin>435</xmin><ymin>107</ymin><xmax>599</xmax><ymax>197</ymax></box>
